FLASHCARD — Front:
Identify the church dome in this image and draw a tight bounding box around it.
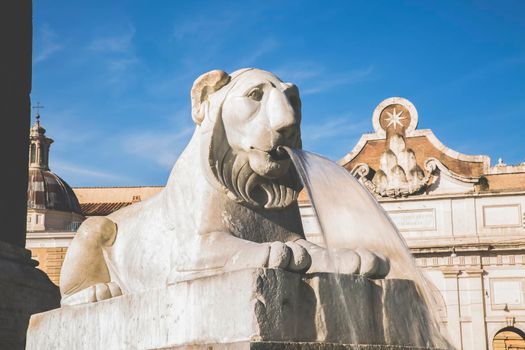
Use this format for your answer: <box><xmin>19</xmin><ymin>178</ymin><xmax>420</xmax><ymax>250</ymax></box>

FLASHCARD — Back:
<box><xmin>27</xmin><ymin>112</ymin><xmax>83</xmax><ymax>216</ymax></box>
<box><xmin>27</xmin><ymin>168</ymin><xmax>82</xmax><ymax>214</ymax></box>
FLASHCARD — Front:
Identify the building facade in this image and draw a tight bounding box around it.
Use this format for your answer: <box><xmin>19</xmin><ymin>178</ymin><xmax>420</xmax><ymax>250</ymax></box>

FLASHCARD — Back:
<box><xmin>27</xmin><ymin>99</ymin><xmax>525</xmax><ymax>350</ymax></box>
<box><xmin>300</xmin><ymin>97</ymin><xmax>525</xmax><ymax>350</ymax></box>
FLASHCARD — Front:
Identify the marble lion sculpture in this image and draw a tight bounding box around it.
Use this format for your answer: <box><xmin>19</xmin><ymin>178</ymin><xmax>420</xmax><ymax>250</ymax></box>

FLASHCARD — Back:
<box><xmin>60</xmin><ymin>68</ymin><xmax>389</xmax><ymax>305</ymax></box>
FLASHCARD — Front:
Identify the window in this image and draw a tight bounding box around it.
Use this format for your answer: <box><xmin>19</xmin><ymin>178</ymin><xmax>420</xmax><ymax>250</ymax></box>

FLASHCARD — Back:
<box><xmin>30</xmin><ymin>143</ymin><xmax>36</xmax><ymax>163</ymax></box>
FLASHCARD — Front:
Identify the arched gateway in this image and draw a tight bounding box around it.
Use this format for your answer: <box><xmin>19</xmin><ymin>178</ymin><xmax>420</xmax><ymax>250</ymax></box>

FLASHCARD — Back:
<box><xmin>493</xmin><ymin>327</ymin><xmax>525</xmax><ymax>350</ymax></box>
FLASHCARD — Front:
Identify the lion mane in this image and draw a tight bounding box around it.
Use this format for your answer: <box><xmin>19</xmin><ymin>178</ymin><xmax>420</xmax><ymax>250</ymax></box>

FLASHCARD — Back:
<box><xmin>197</xmin><ymin>69</ymin><xmax>303</xmax><ymax>210</ymax></box>
<box><xmin>209</xmin><ymin>118</ymin><xmax>301</xmax><ymax>209</ymax></box>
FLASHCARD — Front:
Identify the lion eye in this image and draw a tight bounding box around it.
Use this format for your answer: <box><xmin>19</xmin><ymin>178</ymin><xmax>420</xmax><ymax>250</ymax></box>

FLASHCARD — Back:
<box><xmin>247</xmin><ymin>88</ymin><xmax>263</xmax><ymax>101</ymax></box>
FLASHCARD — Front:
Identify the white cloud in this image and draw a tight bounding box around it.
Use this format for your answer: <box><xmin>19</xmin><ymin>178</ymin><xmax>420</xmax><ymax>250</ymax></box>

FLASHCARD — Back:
<box><xmin>86</xmin><ymin>24</ymin><xmax>139</xmax><ymax>86</ymax></box>
<box><xmin>299</xmin><ymin>116</ymin><xmax>371</xmax><ymax>160</ymax></box>
<box><xmin>34</xmin><ymin>24</ymin><xmax>63</xmax><ymax>64</ymax></box>
<box><xmin>301</xmin><ymin>66</ymin><xmax>375</xmax><ymax>95</ymax></box>
<box><xmin>173</xmin><ymin>15</ymin><xmax>236</xmax><ymax>42</ymax></box>
<box><xmin>121</xmin><ymin>126</ymin><xmax>195</xmax><ymax>169</ymax></box>
<box><xmin>237</xmin><ymin>38</ymin><xmax>279</xmax><ymax>67</ymax></box>
<box><xmin>52</xmin><ymin>160</ymin><xmax>134</xmax><ymax>183</ymax></box>
<box><xmin>31</xmin><ymin>108</ymin><xmax>98</xmax><ymax>145</ymax></box>
<box><xmin>107</xmin><ymin>56</ymin><xmax>140</xmax><ymax>75</ymax></box>
<box><xmin>301</xmin><ymin>115</ymin><xmax>369</xmax><ymax>144</ymax></box>
<box><xmin>274</xmin><ymin>63</ymin><xmax>325</xmax><ymax>84</ymax></box>
<box><xmin>273</xmin><ymin>64</ymin><xmax>374</xmax><ymax>95</ymax></box>
<box><xmin>88</xmin><ymin>25</ymin><xmax>136</xmax><ymax>53</ymax></box>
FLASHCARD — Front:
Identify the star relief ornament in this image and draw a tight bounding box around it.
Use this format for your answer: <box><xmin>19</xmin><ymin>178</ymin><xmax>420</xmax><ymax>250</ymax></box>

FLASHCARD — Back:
<box><xmin>385</xmin><ymin>108</ymin><xmax>406</xmax><ymax>131</ymax></box>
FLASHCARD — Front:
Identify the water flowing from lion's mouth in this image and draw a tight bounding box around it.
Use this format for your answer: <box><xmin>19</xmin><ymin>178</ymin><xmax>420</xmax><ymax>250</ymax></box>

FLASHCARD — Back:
<box><xmin>281</xmin><ymin>147</ymin><xmax>447</xmax><ymax>346</ymax></box>
<box><xmin>282</xmin><ymin>146</ymin><xmax>415</xmax><ymax>278</ymax></box>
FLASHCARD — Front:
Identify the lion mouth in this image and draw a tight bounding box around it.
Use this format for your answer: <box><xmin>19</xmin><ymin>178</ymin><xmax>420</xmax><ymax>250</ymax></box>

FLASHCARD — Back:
<box><xmin>250</xmin><ymin>146</ymin><xmax>290</xmax><ymax>161</ymax></box>
<box><xmin>248</xmin><ymin>146</ymin><xmax>291</xmax><ymax>179</ymax></box>
<box><xmin>268</xmin><ymin>146</ymin><xmax>289</xmax><ymax>161</ymax></box>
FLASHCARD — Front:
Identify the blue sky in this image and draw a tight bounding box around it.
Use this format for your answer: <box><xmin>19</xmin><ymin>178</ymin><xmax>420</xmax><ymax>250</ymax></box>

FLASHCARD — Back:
<box><xmin>32</xmin><ymin>0</ymin><xmax>525</xmax><ymax>187</ymax></box>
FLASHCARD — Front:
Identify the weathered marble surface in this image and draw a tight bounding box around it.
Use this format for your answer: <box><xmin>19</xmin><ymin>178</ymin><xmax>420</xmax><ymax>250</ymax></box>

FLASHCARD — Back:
<box><xmin>27</xmin><ymin>268</ymin><xmax>448</xmax><ymax>350</ymax></box>
<box><xmin>159</xmin><ymin>344</ymin><xmax>444</xmax><ymax>350</ymax></box>
<box><xmin>59</xmin><ymin>68</ymin><xmax>388</xmax><ymax>307</ymax></box>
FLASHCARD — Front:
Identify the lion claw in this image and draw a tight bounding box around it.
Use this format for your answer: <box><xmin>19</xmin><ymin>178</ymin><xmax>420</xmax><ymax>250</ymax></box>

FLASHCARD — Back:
<box><xmin>267</xmin><ymin>241</ymin><xmax>311</xmax><ymax>272</ymax></box>
<box><xmin>224</xmin><ymin>239</ymin><xmax>311</xmax><ymax>274</ymax></box>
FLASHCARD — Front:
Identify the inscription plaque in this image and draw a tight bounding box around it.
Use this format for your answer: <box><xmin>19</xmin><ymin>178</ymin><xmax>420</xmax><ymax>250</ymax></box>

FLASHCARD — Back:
<box><xmin>387</xmin><ymin>209</ymin><xmax>436</xmax><ymax>231</ymax></box>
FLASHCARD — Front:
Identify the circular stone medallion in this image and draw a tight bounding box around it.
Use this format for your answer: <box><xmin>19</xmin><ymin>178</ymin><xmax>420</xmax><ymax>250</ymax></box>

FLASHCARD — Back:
<box><xmin>372</xmin><ymin>97</ymin><xmax>419</xmax><ymax>137</ymax></box>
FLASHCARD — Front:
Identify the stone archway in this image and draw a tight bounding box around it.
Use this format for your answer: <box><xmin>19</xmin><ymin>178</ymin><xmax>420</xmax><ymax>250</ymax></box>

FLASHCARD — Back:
<box><xmin>493</xmin><ymin>327</ymin><xmax>525</xmax><ymax>350</ymax></box>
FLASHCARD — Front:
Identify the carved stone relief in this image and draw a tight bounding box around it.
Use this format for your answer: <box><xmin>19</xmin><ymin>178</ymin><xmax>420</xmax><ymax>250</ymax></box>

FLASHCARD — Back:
<box><xmin>352</xmin><ymin>99</ymin><xmax>436</xmax><ymax>197</ymax></box>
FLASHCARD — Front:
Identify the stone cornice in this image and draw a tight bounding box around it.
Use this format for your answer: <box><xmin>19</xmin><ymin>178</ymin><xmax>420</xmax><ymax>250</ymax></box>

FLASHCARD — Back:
<box><xmin>376</xmin><ymin>189</ymin><xmax>525</xmax><ymax>202</ymax></box>
<box><xmin>409</xmin><ymin>239</ymin><xmax>525</xmax><ymax>254</ymax></box>
<box><xmin>416</xmin><ymin>252</ymin><xmax>525</xmax><ymax>269</ymax></box>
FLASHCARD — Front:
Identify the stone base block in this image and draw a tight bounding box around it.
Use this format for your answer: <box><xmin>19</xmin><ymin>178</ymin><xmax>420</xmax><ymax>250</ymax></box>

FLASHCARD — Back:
<box><xmin>27</xmin><ymin>268</ymin><xmax>449</xmax><ymax>350</ymax></box>
<box><xmin>0</xmin><ymin>241</ymin><xmax>60</xmax><ymax>349</ymax></box>
<box><xmin>159</xmin><ymin>342</ymin><xmax>444</xmax><ymax>349</ymax></box>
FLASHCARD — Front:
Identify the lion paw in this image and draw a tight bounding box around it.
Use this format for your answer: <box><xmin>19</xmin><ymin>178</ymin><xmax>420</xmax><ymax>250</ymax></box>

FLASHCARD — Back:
<box><xmin>301</xmin><ymin>242</ymin><xmax>390</xmax><ymax>279</ymax></box>
<box><xmin>61</xmin><ymin>282</ymin><xmax>122</xmax><ymax>306</ymax></box>
<box><xmin>325</xmin><ymin>248</ymin><xmax>389</xmax><ymax>279</ymax></box>
<box><xmin>267</xmin><ymin>241</ymin><xmax>311</xmax><ymax>272</ymax></box>
<box><xmin>93</xmin><ymin>281</ymin><xmax>123</xmax><ymax>301</ymax></box>
<box><xmin>224</xmin><ymin>240</ymin><xmax>311</xmax><ymax>274</ymax></box>
<box><xmin>355</xmin><ymin>248</ymin><xmax>390</xmax><ymax>279</ymax></box>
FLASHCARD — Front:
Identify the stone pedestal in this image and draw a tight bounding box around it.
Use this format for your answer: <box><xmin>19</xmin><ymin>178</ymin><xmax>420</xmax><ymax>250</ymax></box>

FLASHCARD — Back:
<box><xmin>0</xmin><ymin>241</ymin><xmax>60</xmax><ymax>349</ymax></box>
<box><xmin>27</xmin><ymin>269</ymin><xmax>449</xmax><ymax>349</ymax></box>
<box><xmin>0</xmin><ymin>2</ymin><xmax>62</xmax><ymax>348</ymax></box>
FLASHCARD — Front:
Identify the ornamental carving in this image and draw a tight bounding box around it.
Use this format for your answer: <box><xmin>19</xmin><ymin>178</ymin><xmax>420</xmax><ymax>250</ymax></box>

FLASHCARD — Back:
<box><xmin>352</xmin><ymin>98</ymin><xmax>435</xmax><ymax>198</ymax></box>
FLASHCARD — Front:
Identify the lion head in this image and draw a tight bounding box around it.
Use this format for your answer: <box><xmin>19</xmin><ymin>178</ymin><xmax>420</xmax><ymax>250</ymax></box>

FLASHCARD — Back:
<box><xmin>191</xmin><ymin>68</ymin><xmax>303</xmax><ymax>209</ymax></box>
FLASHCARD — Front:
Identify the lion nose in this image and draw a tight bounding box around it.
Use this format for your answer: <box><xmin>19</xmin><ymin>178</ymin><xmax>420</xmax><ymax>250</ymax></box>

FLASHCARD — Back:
<box><xmin>267</xmin><ymin>88</ymin><xmax>299</xmax><ymax>132</ymax></box>
<box><xmin>276</xmin><ymin>125</ymin><xmax>300</xmax><ymax>146</ymax></box>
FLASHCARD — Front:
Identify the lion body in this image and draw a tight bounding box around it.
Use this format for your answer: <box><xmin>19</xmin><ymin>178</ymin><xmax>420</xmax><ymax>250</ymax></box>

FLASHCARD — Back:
<box><xmin>59</xmin><ymin>68</ymin><xmax>387</xmax><ymax>305</ymax></box>
<box><xmin>105</xmin><ymin>129</ymin><xmax>304</xmax><ymax>293</ymax></box>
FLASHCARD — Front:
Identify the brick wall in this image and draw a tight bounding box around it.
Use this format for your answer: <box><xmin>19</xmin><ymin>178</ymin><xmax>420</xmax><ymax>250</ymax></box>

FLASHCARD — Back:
<box><xmin>30</xmin><ymin>247</ymin><xmax>68</xmax><ymax>286</ymax></box>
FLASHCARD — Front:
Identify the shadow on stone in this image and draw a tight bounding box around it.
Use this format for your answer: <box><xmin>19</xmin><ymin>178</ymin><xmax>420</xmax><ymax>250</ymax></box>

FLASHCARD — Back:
<box><xmin>27</xmin><ymin>269</ymin><xmax>450</xmax><ymax>349</ymax></box>
<box><xmin>0</xmin><ymin>242</ymin><xmax>60</xmax><ymax>349</ymax></box>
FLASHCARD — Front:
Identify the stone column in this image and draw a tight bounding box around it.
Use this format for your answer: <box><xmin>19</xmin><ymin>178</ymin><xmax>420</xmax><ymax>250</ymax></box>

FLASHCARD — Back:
<box><xmin>0</xmin><ymin>0</ymin><xmax>31</xmax><ymax>248</ymax></box>
<box><xmin>464</xmin><ymin>269</ymin><xmax>488</xmax><ymax>350</ymax></box>
<box><xmin>442</xmin><ymin>268</ymin><xmax>462</xmax><ymax>349</ymax></box>
<box><xmin>0</xmin><ymin>2</ymin><xmax>61</xmax><ymax>349</ymax></box>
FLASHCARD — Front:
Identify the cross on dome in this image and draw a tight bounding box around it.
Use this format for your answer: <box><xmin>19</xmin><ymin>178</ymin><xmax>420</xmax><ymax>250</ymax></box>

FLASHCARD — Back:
<box><xmin>32</xmin><ymin>101</ymin><xmax>45</xmax><ymax>121</ymax></box>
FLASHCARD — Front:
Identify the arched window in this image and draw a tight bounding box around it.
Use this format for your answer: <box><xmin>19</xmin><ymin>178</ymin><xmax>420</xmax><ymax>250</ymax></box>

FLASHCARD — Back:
<box><xmin>42</xmin><ymin>144</ymin><xmax>48</xmax><ymax>166</ymax></box>
<box><xmin>30</xmin><ymin>143</ymin><xmax>36</xmax><ymax>163</ymax></box>
<box><xmin>493</xmin><ymin>327</ymin><xmax>525</xmax><ymax>350</ymax></box>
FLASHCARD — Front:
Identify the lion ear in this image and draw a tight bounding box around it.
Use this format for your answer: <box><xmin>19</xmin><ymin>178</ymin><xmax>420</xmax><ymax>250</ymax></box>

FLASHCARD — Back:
<box><xmin>191</xmin><ymin>70</ymin><xmax>231</xmax><ymax>125</ymax></box>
